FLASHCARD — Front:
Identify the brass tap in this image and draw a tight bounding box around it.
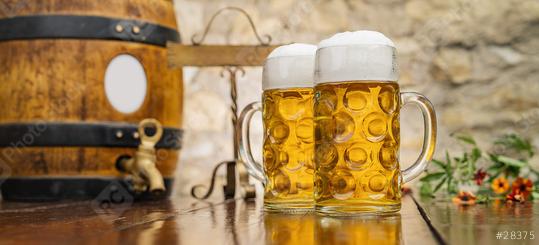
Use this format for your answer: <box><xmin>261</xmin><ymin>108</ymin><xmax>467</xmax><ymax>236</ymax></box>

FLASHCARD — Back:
<box><xmin>117</xmin><ymin>119</ymin><xmax>165</xmax><ymax>195</ymax></box>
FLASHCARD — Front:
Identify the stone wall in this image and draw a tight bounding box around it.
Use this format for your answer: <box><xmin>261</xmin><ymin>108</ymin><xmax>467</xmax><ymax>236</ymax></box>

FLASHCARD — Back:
<box><xmin>172</xmin><ymin>0</ymin><xmax>539</xmax><ymax>196</ymax></box>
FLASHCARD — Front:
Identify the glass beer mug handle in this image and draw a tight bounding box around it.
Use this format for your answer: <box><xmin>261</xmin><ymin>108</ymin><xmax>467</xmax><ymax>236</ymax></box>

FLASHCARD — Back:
<box><xmin>237</xmin><ymin>102</ymin><xmax>266</xmax><ymax>184</ymax></box>
<box><xmin>400</xmin><ymin>92</ymin><xmax>437</xmax><ymax>183</ymax></box>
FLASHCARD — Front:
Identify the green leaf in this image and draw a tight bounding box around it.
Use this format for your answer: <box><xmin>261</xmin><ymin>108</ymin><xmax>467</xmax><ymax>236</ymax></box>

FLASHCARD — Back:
<box><xmin>506</xmin><ymin>166</ymin><xmax>521</xmax><ymax>177</ymax></box>
<box><xmin>495</xmin><ymin>134</ymin><xmax>534</xmax><ymax>157</ymax></box>
<box><xmin>489</xmin><ymin>153</ymin><xmax>500</xmax><ymax>162</ymax></box>
<box><xmin>444</xmin><ymin>150</ymin><xmax>454</xmax><ymax>192</ymax></box>
<box><xmin>433</xmin><ymin>177</ymin><xmax>447</xmax><ymax>193</ymax></box>
<box><xmin>497</xmin><ymin>156</ymin><xmax>526</xmax><ymax>168</ymax></box>
<box><xmin>462</xmin><ymin>153</ymin><xmax>469</xmax><ymax>162</ymax></box>
<box><xmin>419</xmin><ymin>172</ymin><xmax>445</xmax><ymax>182</ymax></box>
<box><xmin>471</xmin><ymin>148</ymin><xmax>481</xmax><ymax>162</ymax></box>
<box><xmin>431</xmin><ymin>159</ymin><xmax>447</xmax><ymax>171</ymax></box>
<box><xmin>476</xmin><ymin>194</ymin><xmax>489</xmax><ymax>204</ymax></box>
<box><xmin>420</xmin><ymin>182</ymin><xmax>433</xmax><ymax>197</ymax></box>
<box><xmin>486</xmin><ymin>164</ymin><xmax>503</xmax><ymax>174</ymax></box>
<box><xmin>447</xmin><ymin>180</ymin><xmax>458</xmax><ymax>194</ymax></box>
<box><xmin>487</xmin><ymin>155</ymin><xmax>504</xmax><ymax>169</ymax></box>
<box><xmin>456</xmin><ymin>135</ymin><xmax>477</xmax><ymax>145</ymax></box>
<box><xmin>446</xmin><ymin>151</ymin><xmax>453</xmax><ymax>175</ymax></box>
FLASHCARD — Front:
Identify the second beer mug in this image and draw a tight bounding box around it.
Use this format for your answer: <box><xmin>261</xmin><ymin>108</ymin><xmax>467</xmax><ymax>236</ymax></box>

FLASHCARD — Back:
<box><xmin>238</xmin><ymin>43</ymin><xmax>317</xmax><ymax>212</ymax></box>
<box><xmin>313</xmin><ymin>31</ymin><xmax>437</xmax><ymax>215</ymax></box>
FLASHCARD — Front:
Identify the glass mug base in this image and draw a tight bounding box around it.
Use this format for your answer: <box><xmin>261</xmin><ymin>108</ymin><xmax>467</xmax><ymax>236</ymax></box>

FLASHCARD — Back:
<box><xmin>315</xmin><ymin>202</ymin><xmax>401</xmax><ymax>216</ymax></box>
<box><xmin>264</xmin><ymin>201</ymin><xmax>314</xmax><ymax>213</ymax></box>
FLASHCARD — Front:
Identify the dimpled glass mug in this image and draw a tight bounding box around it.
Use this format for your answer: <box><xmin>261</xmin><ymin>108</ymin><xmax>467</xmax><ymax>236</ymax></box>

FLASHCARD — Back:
<box><xmin>238</xmin><ymin>44</ymin><xmax>317</xmax><ymax>212</ymax></box>
<box><xmin>313</xmin><ymin>31</ymin><xmax>437</xmax><ymax>215</ymax></box>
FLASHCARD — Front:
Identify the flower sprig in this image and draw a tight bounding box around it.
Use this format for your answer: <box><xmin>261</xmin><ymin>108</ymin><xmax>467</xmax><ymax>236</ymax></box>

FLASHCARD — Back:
<box><xmin>419</xmin><ymin>134</ymin><xmax>539</xmax><ymax>205</ymax></box>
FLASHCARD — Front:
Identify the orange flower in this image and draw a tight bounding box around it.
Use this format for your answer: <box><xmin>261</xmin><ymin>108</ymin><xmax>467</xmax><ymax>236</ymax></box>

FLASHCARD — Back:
<box><xmin>452</xmin><ymin>191</ymin><xmax>476</xmax><ymax>205</ymax></box>
<box><xmin>511</xmin><ymin>177</ymin><xmax>533</xmax><ymax>199</ymax></box>
<box><xmin>491</xmin><ymin>177</ymin><xmax>510</xmax><ymax>194</ymax></box>
<box><xmin>506</xmin><ymin>189</ymin><xmax>526</xmax><ymax>203</ymax></box>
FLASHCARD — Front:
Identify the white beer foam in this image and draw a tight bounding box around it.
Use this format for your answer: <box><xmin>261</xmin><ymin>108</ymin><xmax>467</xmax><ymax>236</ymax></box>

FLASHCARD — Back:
<box><xmin>263</xmin><ymin>43</ymin><xmax>317</xmax><ymax>90</ymax></box>
<box><xmin>268</xmin><ymin>43</ymin><xmax>319</xmax><ymax>58</ymax></box>
<box><xmin>318</xmin><ymin>30</ymin><xmax>395</xmax><ymax>48</ymax></box>
<box><xmin>315</xmin><ymin>31</ymin><xmax>399</xmax><ymax>84</ymax></box>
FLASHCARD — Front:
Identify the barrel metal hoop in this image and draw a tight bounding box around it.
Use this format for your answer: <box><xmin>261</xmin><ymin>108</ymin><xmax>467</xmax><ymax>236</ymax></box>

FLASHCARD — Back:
<box><xmin>0</xmin><ymin>177</ymin><xmax>175</xmax><ymax>201</ymax></box>
<box><xmin>0</xmin><ymin>15</ymin><xmax>180</xmax><ymax>47</ymax></box>
<box><xmin>0</xmin><ymin>122</ymin><xmax>183</xmax><ymax>149</ymax></box>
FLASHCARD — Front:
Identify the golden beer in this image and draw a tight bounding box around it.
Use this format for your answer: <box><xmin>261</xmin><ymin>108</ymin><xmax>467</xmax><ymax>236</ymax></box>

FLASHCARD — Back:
<box><xmin>262</xmin><ymin>88</ymin><xmax>314</xmax><ymax>210</ymax></box>
<box><xmin>314</xmin><ymin>81</ymin><xmax>401</xmax><ymax>213</ymax></box>
<box><xmin>238</xmin><ymin>43</ymin><xmax>317</xmax><ymax>212</ymax></box>
<box><xmin>313</xmin><ymin>31</ymin><xmax>436</xmax><ymax>215</ymax></box>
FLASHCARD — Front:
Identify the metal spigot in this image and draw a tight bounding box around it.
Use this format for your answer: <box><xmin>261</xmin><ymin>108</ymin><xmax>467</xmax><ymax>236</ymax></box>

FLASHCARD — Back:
<box><xmin>117</xmin><ymin>119</ymin><xmax>165</xmax><ymax>195</ymax></box>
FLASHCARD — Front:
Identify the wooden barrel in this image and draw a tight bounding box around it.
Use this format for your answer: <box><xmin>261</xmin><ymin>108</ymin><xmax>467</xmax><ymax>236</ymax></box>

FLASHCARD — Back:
<box><xmin>0</xmin><ymin>0</ymin><xmax>183</xmax><ymax>200</ymax></box>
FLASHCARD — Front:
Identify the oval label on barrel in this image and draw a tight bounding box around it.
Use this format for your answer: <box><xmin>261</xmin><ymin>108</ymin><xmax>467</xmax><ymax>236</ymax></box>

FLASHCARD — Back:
<box><xmin>104</xmin><ymin>54</ymin><xmax>147</xmax><ymax>114</ymax></box>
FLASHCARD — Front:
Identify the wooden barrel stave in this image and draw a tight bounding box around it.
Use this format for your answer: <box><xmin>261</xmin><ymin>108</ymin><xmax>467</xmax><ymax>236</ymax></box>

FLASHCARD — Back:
<box><xmin>1</xmin><ymin>147</ymin><xmax>179</xmax><ymax>177</ymax></box>
<box><xmin>0</xmin><ymin>40</ymin><xmax>182</xmax><ymax>125</ymax></box>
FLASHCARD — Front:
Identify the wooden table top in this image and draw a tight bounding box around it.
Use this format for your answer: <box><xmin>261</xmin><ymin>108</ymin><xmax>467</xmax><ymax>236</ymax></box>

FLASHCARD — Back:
<box><xmin>0</xmin><ymin>193</ymin><xmax>536</xmax><ymax>245</ymax></box>
<box><xmin>417</xmin><ymin>198</ymin><xmax>539</xmax><ymax>245</ymax></box>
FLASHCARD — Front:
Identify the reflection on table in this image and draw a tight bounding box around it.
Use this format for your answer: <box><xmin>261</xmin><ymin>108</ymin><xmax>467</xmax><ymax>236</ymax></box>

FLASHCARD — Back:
<box><xmin>264</xmin><ymin>212</ymin><xmax>402</xmax><ymax>245</ymax></box>
<box><xmin>0</xmin><ymin>195</ymin><xmax>436</xmax><ymax>245</ymax></box>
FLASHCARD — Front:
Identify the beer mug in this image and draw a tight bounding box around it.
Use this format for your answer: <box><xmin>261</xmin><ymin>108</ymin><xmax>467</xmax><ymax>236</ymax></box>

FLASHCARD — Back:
<box><xmin>238</xmin><ymin>43</ymin><xmax>317</xmax><ymax>212</ymax></box>
<box><xmin>313</xmin><ymin>31</ymin><xmax>437</xmax><ymax>215</ymax></box>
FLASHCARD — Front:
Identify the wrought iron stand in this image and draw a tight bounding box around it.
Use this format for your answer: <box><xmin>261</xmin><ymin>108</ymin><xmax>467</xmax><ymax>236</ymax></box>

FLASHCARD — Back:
<box><xmin>167</xmin><ymin>7</ymin><xmax>279</xmax><ymax>200</ymax></box>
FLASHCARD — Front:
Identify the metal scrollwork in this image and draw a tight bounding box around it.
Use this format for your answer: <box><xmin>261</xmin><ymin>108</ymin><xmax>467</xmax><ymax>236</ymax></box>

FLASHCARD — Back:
<box><xmin>191</xmin><ymin>6</ymin><xmax>272</xmax><ymax>46</ymax></box>
<box><xmin>187</xmin><ymin>7</ymin><xmax>271</xmax><ymax>201</ymax></box>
